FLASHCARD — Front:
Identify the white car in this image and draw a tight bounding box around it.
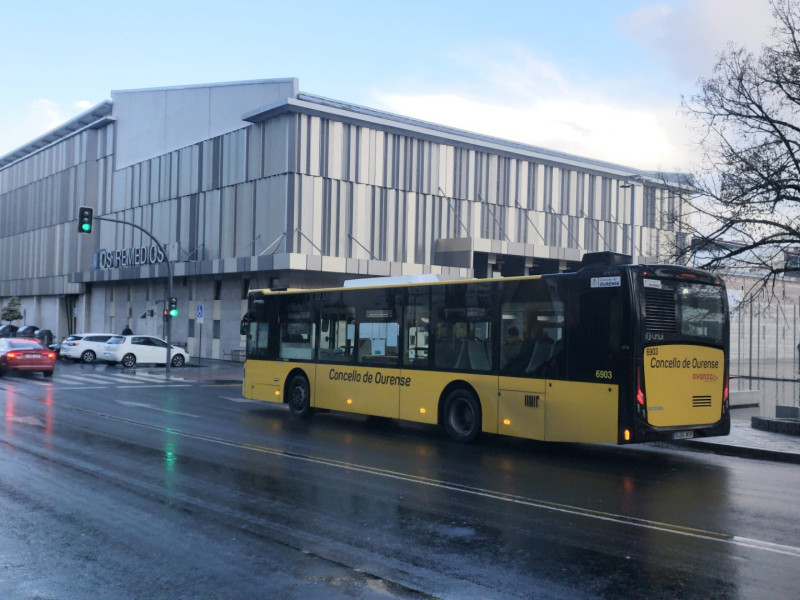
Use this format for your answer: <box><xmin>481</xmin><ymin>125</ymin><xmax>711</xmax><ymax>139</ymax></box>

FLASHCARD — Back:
<box><xmin>102</xmin><ymin>335</ymin><xmax>189</xmax><ymax>368</ymax></box>
<box><xmin>60</xmin><ymin>333</ymin><xmax>116</xmax><ymax>363</ymax></box>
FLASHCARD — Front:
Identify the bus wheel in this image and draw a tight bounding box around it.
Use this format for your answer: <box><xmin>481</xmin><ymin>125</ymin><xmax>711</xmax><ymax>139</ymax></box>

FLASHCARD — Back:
<box><xmin>443</xmin><ymin>388</ymin><xmax>481</xmax><ymax>443</ymax></box>
<box><xmin>287</xmin><ymin>375</ymin><xmax>313</xmax><ymax>418</ymax></box>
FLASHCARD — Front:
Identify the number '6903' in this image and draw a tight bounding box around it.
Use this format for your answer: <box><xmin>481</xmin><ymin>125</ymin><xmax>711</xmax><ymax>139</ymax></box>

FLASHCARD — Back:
<box><xmin>595</xmin><ymin>370</ymin><xmax>613</xmax><ymax>380</ymax></box>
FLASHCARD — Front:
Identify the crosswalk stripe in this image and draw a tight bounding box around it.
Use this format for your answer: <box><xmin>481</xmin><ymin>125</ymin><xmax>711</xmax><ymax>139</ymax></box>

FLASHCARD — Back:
<box><xmin>112</xmin><ymin>372</ymin><xmax>171</xmax><ymax>383</ymax></box>
<box><xmin>58</xmin><ymin>373</ymin><xmax>109</xmax><ymax>384</ymax></box>
<box><xmin>1</xmin><ymin>371</ymin><xmax>189</xmax><ymax>388</ymax></box>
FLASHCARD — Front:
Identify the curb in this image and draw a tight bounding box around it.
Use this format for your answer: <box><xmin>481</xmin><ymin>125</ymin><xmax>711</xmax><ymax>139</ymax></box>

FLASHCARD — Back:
<box><xmin>752</xmin><ymin>416</ymin><xmax>800</xmax><ymax>436</ymax></box>
<box><xmin>672</xmin><ymin>439</ymin><xmax>800</xmax><ymax>464</ymax></box>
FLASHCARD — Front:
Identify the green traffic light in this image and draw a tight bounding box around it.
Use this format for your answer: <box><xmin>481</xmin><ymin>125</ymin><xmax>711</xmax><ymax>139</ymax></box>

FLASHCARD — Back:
<box><xmin>81</xmin><ymin>223</ymin><xmax>91</xmax><ymax>232</ymax></box>
<box><xmin>168</xmin><ymin>308</ymin><xmax>178</xmax><ymax>317</ymax></box>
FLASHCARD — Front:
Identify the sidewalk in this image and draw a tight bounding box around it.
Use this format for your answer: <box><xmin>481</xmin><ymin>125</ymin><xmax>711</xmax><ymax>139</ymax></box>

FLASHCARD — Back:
<box><xmin>677</xmin><ymin>408</ymin><xmax>800</xmax><ymax>464</ymax></box>
<box><xmin>172</xmin><ymin>357</ymin><xmax>245</xmax><ymax>384</ymax></box>
<box><xmin>176</xmin><ymin>358</ymin><xmax>800</xmax><ymax>463</ymax></box>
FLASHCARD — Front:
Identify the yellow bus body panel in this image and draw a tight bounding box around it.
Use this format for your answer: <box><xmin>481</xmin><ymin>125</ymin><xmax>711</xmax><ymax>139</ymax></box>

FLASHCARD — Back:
<box><xmin>315</xmin><ymin>365</ymin><xmax>401</xmax><ymax>418</ymax></box>
<box><xmin>643</xmin><ymin>345</ymin><xmax>724</xmax><ymax>427</ymax></box>
<box><xmin>244</xmin><ymin>361</ymin><xmax>619</xmax><ymax>443</ymax></box>
<box><xmin>243</xmin><ymin>359</ymin><xmax>283</xmax><ymax>404</ymax></box>
<box><xmin>544</xmin><ymin>381</ymin><xmax>619</xmax><ymax>443</ymax></box>
<box><xmin>498</xmin><ymin>376</ymin><xmax>547</xmax><ymax>440</ymax></box>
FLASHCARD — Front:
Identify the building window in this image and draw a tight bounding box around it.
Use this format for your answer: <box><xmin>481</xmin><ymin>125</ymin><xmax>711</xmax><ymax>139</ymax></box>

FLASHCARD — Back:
<box><xmin>242</xmin><ymin>278</ymin><xmax>250</xmax><ymax>300</ymax></box>
<box><xmin>214</xmin><ymin>280</ymin><xmax>222</xmax><ymax>300</ymax></box>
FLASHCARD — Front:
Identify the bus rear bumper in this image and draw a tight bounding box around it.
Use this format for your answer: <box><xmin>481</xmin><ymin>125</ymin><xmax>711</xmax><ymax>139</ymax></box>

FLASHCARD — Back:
<box><xmin>632</xmin><ymin>414</ymin><xmax>731</xmax><ymax>443</ymax></box>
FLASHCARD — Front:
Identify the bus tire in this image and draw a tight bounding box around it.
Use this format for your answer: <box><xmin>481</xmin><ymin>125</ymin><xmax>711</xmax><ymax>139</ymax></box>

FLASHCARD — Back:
<box><xmin>443</xmin><ymin>388</ymin><xmax>481</xmax><ymax>443</ymax></box>
<box><xmin>287</xmin><ymin>375</ymin><xmax>313</xmax><ymax>418</ymax></box>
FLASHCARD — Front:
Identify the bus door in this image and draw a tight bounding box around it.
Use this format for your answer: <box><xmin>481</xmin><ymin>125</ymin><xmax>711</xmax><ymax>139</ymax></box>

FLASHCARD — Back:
<box><xmin>544</xmin><ymin>273</ymin><xmax>629</xmax><ymax>443</ymax></box>
<box><xmin>315</xmin><ymin>290</ymin><xmax>402</xmax><ymax>419</ymax></box>
<box><xmin>497</xmin><ymin>278</ymin><xmax>564</xmax><ymax>441</ymax></box>
<box><xmin>399</xmin><ymin>287</ymin><xmax>437</xmax><ymax>424</ymax></box>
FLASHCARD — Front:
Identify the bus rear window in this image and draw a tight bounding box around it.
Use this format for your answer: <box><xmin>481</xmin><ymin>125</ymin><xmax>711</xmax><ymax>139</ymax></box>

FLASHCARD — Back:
<box><xmin>677</xmin><ymin>283</ymin><xmax>725</xmax><ymax>342</ymax></box>
<box><xmin>643</xmin><ymin>280</ymin><xmax>725</xmax><ymax>343</ymax></box>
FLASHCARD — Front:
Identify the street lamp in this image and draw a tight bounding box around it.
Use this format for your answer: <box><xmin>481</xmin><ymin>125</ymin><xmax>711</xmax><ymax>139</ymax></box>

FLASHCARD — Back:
<box><xmin>621</xmin><ymin>180</ymin><xmax>636</xmax><ymax>261</ymax></box>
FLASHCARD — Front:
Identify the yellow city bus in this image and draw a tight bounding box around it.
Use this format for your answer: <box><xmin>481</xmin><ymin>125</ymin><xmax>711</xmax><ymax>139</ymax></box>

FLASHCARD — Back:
<box><xmin>241</xmin><ymin>252</ymin><xmax>730</xmax><ymax>444</ymax></box>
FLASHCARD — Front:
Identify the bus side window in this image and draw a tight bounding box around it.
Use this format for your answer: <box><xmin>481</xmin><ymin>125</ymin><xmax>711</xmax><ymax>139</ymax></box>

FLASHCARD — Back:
<box><xmin>318</xmin><ymin>307</ymin><xmax>355</xmax><ymax>362</ymax></box>
<box><xmin>404</xmin><ymin>305</ymin><xmax>430</xmax><ymax>367</ymax></box>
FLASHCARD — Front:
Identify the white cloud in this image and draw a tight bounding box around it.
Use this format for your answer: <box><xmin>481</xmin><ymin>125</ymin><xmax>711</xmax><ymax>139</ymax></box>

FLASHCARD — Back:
<box><xmin>375</xmin><ymin>90</ymin><xmax>684</xmax><ymax>172</ymax></box>
<box><xmin>373</xmin><ymin>43</ymin><xmax>691</xmax><ymax>172</ymax></box>
<box><xmin>0</xmin><ymin>99</ymin><xmax>95</xmax><ymax>155</ymax></box>
<box><xmin>618</xmin><ymin>0</ymin><xmax>774</xmax><ymax>80</ymax></box>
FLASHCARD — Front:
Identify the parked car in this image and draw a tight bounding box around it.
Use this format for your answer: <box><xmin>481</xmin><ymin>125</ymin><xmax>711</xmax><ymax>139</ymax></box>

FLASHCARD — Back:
<box><xmin>0</xmin><ymin>338</ymin><xmax>57</xmax><ymax>377</ymax></box>
<box><xmin>16</xmin><ymin>325</ymin><xmax>39</xmax><ymax>337</ymax></box>
<box><xmin>102</xmin><ymin>335</ymin><xmax>189</xmax><ymax>368</ymax></box>
<box><xmin>35</xmin><ymin>328</ymin><xmax>54</xmax><ymax>346</ymax></box>
<box><xmin>60</xmin><ymin>333</ymin><xmax>116</xmax><ymax>363</ymax></box>
<box><xmin>0</xmin><ymin>324</ymin><xmax>19</xmax><ymax>338</ymax></box>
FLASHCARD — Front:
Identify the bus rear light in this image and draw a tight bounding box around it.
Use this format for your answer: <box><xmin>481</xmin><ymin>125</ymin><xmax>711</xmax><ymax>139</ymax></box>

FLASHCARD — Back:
<box><xmin>636</xmin><ymin>368</ymin><xmax>645</xmax><ymax>406</ymax></box>
<box><xmin>624</xmin><ymin>429</ymin><xmax>631</xmax><ymax>441</ymax></box>
<box><xmin>722</xmin><ymin>370</ymin><xmax>729</xmax><ymax>410</ymax></box>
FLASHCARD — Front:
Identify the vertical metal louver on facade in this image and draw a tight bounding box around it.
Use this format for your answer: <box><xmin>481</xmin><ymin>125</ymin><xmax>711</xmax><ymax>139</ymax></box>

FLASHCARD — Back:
<box><xmin>644</xmin><ymin>287</ymin><xmax>678</xmax><ymax>332</ymax></box>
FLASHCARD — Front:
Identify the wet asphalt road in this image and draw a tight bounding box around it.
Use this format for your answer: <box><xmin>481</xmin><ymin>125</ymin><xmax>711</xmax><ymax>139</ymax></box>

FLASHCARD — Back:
<box><xmin>1</xmin><ymin>360</ymin><xmax>799</xmax><ymax>599</ymax></box>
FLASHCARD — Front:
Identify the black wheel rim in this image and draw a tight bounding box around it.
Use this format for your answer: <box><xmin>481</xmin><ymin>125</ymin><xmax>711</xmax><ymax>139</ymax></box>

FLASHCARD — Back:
<box><xmin>449</xmin><ymin>396</ymin><xmax>475</xmax><ymax>436</ymax></box>
<box><xmin>289</xmin><ymin>383</ymin><xmax>307</xmax><ymax>413</ymax></box>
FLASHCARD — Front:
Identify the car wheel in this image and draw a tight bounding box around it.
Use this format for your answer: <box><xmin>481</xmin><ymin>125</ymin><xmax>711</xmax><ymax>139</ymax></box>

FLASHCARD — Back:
<box><xmin>81</xmin><ymin>350</ymin><xmax>96</xmax><ymax>363</ymax></box>
<box><xmin>171</xmin><ymin>353</ymin><xmax>185</xmax><ymax>367</ymax></box>
<box><xmin>442</xmin><ymin>388</ymin><xmax>482</xmax><ymax>443</ymax></box>
<box><xmin>42</xmin><ymin>370</ymin><xmax>53</xmax><ymax>377</ymax></box>
<box><xmin>122</xmin><ymin>353</ymin><xmax>137</xmax><ymax>368</ymax></box>
<box><xmin>287</xmin><ymin>374</ymin><xmax>313</xmax><ymax>418</ymax></box>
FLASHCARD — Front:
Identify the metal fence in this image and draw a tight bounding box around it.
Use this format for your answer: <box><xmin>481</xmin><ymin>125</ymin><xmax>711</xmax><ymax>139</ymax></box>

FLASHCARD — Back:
<box><xmin>728</xmin><ymin>282</ymin><xmax>800</xmax><ymax>417</ymax></box>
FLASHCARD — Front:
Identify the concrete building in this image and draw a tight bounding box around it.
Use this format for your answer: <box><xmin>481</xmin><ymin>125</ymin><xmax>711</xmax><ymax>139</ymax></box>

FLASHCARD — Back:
<box><xmin>0</xmin><ymin>78</ymin><xmax>687</xmax><ymax>359</ymax></box>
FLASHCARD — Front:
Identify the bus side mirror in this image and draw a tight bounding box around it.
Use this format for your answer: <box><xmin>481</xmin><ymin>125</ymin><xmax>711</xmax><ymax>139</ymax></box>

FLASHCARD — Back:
<box><xmin>240</xmin><ymin>313</ymin><xmax>252</xmax><ymax>336</ymax></box>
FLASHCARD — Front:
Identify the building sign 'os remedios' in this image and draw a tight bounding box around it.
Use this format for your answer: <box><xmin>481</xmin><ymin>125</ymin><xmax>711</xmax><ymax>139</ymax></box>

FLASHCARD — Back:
<box><xmin>94</xmin><ymin>245</ymin><xmax>166</xmax><ymax>269</ymax></box>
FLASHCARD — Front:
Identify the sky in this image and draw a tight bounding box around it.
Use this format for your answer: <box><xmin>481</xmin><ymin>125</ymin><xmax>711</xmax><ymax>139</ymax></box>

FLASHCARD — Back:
<box><xmin>0</xmin><ymin>0</ymin><xmax>776</xmax><ymax>172</ymax></box>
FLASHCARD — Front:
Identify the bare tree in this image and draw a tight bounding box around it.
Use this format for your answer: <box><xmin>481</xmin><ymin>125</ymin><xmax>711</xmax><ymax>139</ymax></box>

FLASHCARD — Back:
<box><xmin>680</xmin><ymin>0</ymin><xmax>800</xmax><ymax>286</ymax></box>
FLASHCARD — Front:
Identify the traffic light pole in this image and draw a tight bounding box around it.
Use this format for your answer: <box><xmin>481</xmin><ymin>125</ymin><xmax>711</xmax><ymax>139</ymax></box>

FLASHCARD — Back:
<box><xmin>91</xmin><ymin>216</ymin><xmax>175</xmax><ymax>377</ymax></box>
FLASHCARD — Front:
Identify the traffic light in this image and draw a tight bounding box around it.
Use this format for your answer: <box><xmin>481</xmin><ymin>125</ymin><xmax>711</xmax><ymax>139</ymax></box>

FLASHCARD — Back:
<box><xmin>77</xmin><ymin>206</ymin><xmax>93</xmax><ymax>234</ymax></box>
<box><xmin>168</xmin><ymin>297</ymin><xmax>178</xmax><ymax>317</ymax></box>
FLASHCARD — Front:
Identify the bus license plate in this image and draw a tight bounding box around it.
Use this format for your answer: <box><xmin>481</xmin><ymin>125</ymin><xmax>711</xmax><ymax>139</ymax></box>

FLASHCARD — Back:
<box><xmin>673</xmin><ymin>431</ymin><xmax>694</xmax><ymax>440</ymax></box>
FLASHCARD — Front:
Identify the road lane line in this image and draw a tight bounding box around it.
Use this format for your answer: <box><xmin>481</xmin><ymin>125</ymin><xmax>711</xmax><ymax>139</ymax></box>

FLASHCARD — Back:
<box><xmin>115</xmin><ymin>400</ymin><xmax>200</xmax><ymax>418</ymax></box>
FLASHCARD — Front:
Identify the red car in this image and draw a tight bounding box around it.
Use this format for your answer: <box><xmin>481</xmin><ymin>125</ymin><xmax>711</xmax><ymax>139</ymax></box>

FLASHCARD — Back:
<box><xmin>0</xmin><ymin>338</ymin><xmax>56</xmax><ymax>377</ymax></box>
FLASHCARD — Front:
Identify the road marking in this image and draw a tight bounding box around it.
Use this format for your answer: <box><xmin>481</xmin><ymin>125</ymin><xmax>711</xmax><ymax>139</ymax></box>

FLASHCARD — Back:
<box><xmin>116</xmin><ymin>384</ymin><xmax>191</xmax><ymax>388</ymax></box>
<box><xmin>221</xmin><ymin>396</ymin><xmax>262</xmax><ymax>403</ymax></box>
<box><xmin>115</xmin><ymin>400</ymin><xmax>200</xmax><ymax>418</ymax></box>
<box><xmin>8</xmin><ymin>415</ymin><xmax>45</xmax><ymax>427</ymax></box>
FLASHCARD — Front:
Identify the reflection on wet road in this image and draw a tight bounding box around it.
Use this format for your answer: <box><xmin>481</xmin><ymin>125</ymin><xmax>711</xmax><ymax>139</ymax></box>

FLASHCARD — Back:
<box><xmin>1</xmin><ymin>366</ymin><xmax>799</xmax><ymax>599</ymax></box>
